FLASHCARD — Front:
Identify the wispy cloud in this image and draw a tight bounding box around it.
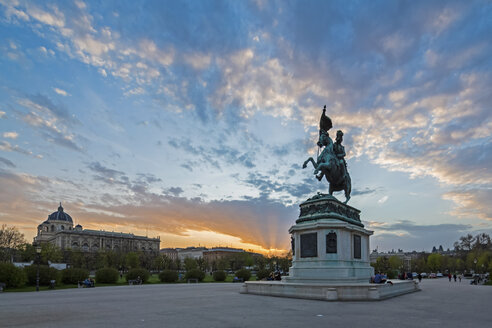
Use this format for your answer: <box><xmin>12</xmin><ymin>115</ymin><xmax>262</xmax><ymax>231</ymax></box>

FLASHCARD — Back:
<box><xmin>2</xmin><ymin>131</ymin><xmax>18</xmax><ymax>139</ymax></box>
<box><xmin>53</xmin><ymin>87</ymin><xmax>70</xmax><ymax>96</ymax></box>
<box><xmin>0</xmin><ymin>156</ymin><xmax>15</xmax><ymax>168</ymax></box>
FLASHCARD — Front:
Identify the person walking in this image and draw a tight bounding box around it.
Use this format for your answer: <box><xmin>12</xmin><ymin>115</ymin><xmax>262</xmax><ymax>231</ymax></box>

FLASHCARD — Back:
<box><xmin>453</xmin><ymin>273</ymin><xmax>457</xmax><ymax>282</ymax></box>
<box><xmin>458</xmin><ymin>274</ymin><xmax>462</xmax><ymax>283</ymax></box>
<box><xmin>417</xmin><ymin>273</ymin><xmax>422</xmax><ymax>283</ymax></box>
<box><xmin>448</xmin><ymin>273</ymin><xmax>452</xmax><ymax>282</ymax></box>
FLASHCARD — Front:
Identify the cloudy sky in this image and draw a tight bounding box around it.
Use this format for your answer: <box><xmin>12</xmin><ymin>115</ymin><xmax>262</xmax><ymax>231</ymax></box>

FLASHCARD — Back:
<box><xmin>0</xmin><ymin>0</ymin><xmax>491</xmax><ymax>254</ymax></box>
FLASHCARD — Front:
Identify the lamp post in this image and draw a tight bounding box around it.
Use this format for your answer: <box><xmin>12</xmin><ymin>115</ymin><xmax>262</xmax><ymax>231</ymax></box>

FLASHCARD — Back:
<box><xmin>35</xmin><ymin>245</ymin><xmax>42</xmax><ymax>292</ymax></box>
<box><xmin>474</xmin><ymin>258</ymin><xmax>477</xmax><ymax>273</ymax></box>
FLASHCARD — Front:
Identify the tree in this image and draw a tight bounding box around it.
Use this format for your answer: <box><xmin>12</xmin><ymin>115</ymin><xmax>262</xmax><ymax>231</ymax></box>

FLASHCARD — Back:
<box><xmin>254</xmin><ymin>256</ymin><xmax>267</xmax><ymax>270</ymax></box>
<box><xmin>411</xmin><ymin>257</ymin><xmax>427</xmax><ymax>273</ymax></box>
<box><xmin>184</xmin><ymin>257</ymin><xmax>198</xmax><ymax>271</ymax></box>
<box><xmin>152</xmin><ymin>255</ymin><xmax>166</xmax><ymax>272</ymax></box>
<box><xmin>373</xmin><ymin>257</ymin><xmax>391</xmax><ymax>273</ymax></box>
<box><xmin>454</xmin><ymin>234</ymin><xmax>474</xmax><ymax>252</ymax></box>
<box><xmin>41</xmin><ymin>243</ymin><xmax>63</xmax><ymax>263</ymax></box>
<box><xmin>125</xmin><ymin>252</ymin><xmax>140</xmax><ymax>269</ymax></box>
<box><xmin>0</xmin><ymin>225</ymin><xmax>27</xmax><ymax>262</ymax></box>
<box><xmin>17</xmin><ymin>243</ymin><xmax>36</xmax><ymax>262</ymax></box>
<box><xmin>195</xmin><ymin>257</ymin><xmax>208</xmax><ymax>271</ymax></box>
<box><xmin>474</xmin><ymin>233</ymin><xmax>492</xmax><ymax>251</ymax></box>
<box><xmin>427</xmin><ymin>253</ymin><xmax>442</xmax><ymax>272</ymax></box>
<box><xmin>477</xmin><ymin>252</ymin><xmax>490</xmax><ymax>273</ymax></box>
<box><xmin>456</xmin><ymin>258</ymin><xmax>465</xmax><ymax>272</ymax></box>
<box><xmin>162</xmin><ymin>255</ymin><xmax>173</xmax><ymax>270</ymax></box>
<box><xmin>389</xmin><ymin>256</ymin><xmax>403</xmax><ymax>271</ymax></box>
<box><xmin>173</xmin><ymin>258</ymin><xmax>182</xmax><ymax>271</ymax></box>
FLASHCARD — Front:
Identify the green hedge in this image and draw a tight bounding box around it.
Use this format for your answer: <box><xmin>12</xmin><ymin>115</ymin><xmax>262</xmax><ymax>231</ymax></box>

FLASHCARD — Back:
<box><xmin>61</xmin><ymin>268</ymin><xmax>89</xmax><ymax>285</ymax></box>
<box><xmin>126</xmin><ymin>268</ymin><xmax>150</xmax><ymax>283</ymax></box>
<box><xmin>185</xmin><ymin>269</ymin><xmax>205</xmax><ymax>282</ymax></box>
<box><xmin>24</xmin><ymin>265</ymin><xmax>60</xmax><ymax>286</ymax></box>
<box><xmin>0</xmin><ymin>263</ymin><xmax>27</xmax><ymax>288</ymax></box>
<box><xmin>159</xmin><ymin>270</ymin><xmax>179</xmax><ymax>283</ymax></box>
<box><xmin>212</xmin><ymin>270</ymin><xmax>226</xmax><ymax>282</ymax></box>
<box><xmin>95</xmin><ymin>268</ymin><xmax>119</xmax><ymax>283</ymax></box>
<box><xmin>235</xmin><ymin>269</ymin><xmax>251</xmax><ymax>281</ymax></box>
<box><xmin>256</xmin><ymin>269</ymin><xmax>272</xmax><ymax>280</ymax></box>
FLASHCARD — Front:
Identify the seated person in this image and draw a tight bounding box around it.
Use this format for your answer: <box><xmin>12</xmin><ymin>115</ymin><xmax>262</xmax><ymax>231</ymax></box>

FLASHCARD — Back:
<box><xmin>83</xmin><ymin>278</ymin><xmax>91</xmax><ymax>287</ymax></box>
<box><xmin>374</xmin><ymin>273</ymin><xmax>383</xmax><ymax>283</ymax></box>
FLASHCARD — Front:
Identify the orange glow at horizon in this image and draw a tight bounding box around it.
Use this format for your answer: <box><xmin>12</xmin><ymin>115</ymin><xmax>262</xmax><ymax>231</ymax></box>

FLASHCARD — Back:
<box><xmin>17</xmin><ymin>223</ymin><xmax>289</xmax><ymax>256</ymax></box>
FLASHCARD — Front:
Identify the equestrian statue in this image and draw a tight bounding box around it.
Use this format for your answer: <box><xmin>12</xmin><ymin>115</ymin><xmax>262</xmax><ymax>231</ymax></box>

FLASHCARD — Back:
<box><xmin>303</xmin><ymin>105</ymin><xmax>352</xmax><ymax>203</ymax></box>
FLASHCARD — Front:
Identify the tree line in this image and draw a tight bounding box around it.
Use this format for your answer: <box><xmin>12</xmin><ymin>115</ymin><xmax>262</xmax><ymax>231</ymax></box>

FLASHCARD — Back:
<box><xmin>372</xmin><ymin>233</ymin><xmax>492</xmax><ymax>276</ymax></box>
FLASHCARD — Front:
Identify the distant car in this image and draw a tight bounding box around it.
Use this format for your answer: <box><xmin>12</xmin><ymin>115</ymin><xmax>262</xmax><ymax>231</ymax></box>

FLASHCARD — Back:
<box><xmin>420</xmin><ymin>272</ymin><xmax>427</xmax><ymax>278</ymax></box>
<box><xmin>429</xmin><ymin>273</ymin><xmax>437</xmax><ymax>278</ymax></box>
<box><xmin>412</xmin><ymin>272</ymin><xmax>418</xmax><ymax>279</ymax></box>
<box><xmin>436</xmin><ymin>273</ymin><xmax>443</xmax><ymax>278</ymax></box>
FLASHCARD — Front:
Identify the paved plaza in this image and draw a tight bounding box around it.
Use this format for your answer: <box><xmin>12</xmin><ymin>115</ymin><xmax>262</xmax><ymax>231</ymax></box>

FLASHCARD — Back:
<box><xmin>1</xmin><ymin>278</ymin><xmax>490</xmax><ymax>327</ymax></box>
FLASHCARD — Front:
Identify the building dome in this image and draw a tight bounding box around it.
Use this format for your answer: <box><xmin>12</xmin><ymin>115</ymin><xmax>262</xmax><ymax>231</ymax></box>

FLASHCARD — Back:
<box><xmin>48</xmin><ymin>203</ymin><xmax>73</xmax><ymax>223</ymax></box>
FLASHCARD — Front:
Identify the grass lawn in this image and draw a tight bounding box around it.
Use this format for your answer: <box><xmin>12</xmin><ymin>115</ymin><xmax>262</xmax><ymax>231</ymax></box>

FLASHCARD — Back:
<box><xmin>3</xmin><ymin>272</ymin><xmax>258</xmax><ymax>292</ymax></box>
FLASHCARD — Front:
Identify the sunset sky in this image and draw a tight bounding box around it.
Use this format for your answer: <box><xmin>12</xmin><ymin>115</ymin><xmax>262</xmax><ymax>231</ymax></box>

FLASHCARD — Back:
<box><xmin>1</xmin><ymin>0</ymin><xmax>491</xmax><ymax>254</ymax></box>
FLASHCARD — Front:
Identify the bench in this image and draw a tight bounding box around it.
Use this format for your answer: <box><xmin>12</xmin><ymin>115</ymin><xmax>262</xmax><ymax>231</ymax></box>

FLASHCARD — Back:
<box><xmin>187</xmin><ymin>279</ymin><xmax>198</xmax><ymax>283</ymax></box>
<box><xmin>128</xmin><ymin>279</ymin><xmax>142</xmax><ymax>285</ymax></box>
<box><xmin>233</xmin><ymin>277</ymin><xmax>244</xmax><ymax>283</ymax></box>
<box><xmin>0</xmin><ymin>282</ymin><xmax>6</xmax><ymax>292</ymax></box>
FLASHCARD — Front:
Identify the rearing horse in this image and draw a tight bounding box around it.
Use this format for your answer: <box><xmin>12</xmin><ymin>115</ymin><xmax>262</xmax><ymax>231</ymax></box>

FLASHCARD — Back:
<box><xmin>302</xmin><ymin>132</ymin><xmax>352</xmax><ymax>203</ymax></box>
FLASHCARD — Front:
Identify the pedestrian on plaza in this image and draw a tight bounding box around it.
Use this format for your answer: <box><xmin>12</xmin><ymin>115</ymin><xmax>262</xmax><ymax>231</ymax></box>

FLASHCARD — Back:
<box><xmin>458</xmin><ymin>274</ymin><xmax>462</xmax><ymax>283</ymax></box>
<box><xmin>453</xmin><ymin>274</ymin><xmax>457</xmax><ymax>282</ymax></box>
<box><xmin>417</xmin><ymin>273</ymin><xmax>422</xmax><ymax>283</ymax></box>
<box><xmin>448</xmin><ymin>273</ymin><xmax>452</xmax><ymax>282</ymax></box>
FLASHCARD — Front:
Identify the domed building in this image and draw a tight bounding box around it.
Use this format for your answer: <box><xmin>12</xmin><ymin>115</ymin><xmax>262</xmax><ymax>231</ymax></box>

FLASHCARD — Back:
<box><xmin>34</xmin><ymin>203</ymin><xmax>160</xmax><ymax>254</ymax></box>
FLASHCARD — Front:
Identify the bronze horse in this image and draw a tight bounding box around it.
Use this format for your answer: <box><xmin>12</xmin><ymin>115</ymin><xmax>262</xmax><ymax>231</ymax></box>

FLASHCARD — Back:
<box><xmin>302</xmin><ymin>132</ymin><xmax>352</xmax><ymax>203</ymax></box>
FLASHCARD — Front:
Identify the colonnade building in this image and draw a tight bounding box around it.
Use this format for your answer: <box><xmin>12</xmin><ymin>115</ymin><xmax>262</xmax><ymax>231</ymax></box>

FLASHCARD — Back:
<box><xmin>34</xmin><ymin>204</ymin><xmax>160</xmax><ymax>254</ymax></box>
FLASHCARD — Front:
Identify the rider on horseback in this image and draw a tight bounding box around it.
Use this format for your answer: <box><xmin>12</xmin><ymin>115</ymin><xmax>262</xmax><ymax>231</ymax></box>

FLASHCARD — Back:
<box><xmin>303</xmin><ymin>105</ymin><xmax>352</xmax><ymax>203</ymax></box>
<box><xmin>333</xmin><ymin>130</ymin><xmax>347</xmax><ymax>179</ymax></box>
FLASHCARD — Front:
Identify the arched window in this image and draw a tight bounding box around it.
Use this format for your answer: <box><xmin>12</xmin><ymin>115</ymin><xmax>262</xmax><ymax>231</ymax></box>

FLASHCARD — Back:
<box><xmin>61</xmin><ymin>225</ymin><xmax>65</xmax><ymax>230</ymax></box>
<box><xmin>92</xmin><ymin>244</ymin><xmax>99</xmax><ymax>251</ymax></box>
<box><xmin>72</xmin><ymin>242</ymin><xmax>79</xmax><ymax>249</ymax></box>
<box><xmin>82</xmin><ymin>243</ymin><xmax>89</xmax><ymax>252</ymax></box>
<box><xmin>51</xmin><ymin>225</ymin><xmax>55</xmax><ymax>232</ymax></box>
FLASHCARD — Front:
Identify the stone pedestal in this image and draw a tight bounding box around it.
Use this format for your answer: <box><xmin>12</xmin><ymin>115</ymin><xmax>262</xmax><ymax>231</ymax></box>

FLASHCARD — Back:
<box><xmin>285</xmin><ymin>194</ymin><xmax>374</xmax><ymax>284</ymax></box>
<box><xmin>241</xmin><ymin>194</ymin><xmax>420</xmax><ymax>301</ymax></box>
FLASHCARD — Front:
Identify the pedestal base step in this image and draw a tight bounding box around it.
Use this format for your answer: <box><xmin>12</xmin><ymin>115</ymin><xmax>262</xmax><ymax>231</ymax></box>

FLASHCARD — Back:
<box><xmin>240</xmin><ymin>280</ymin><xmax>420</xmax><ymax>301</ymax></box>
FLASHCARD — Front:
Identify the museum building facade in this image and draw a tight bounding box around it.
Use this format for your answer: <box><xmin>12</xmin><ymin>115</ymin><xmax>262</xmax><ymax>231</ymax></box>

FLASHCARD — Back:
<box><xmin>34</xmin><ymin>204</ymin><xmax>160</xmax><ymax>253</ymax></box>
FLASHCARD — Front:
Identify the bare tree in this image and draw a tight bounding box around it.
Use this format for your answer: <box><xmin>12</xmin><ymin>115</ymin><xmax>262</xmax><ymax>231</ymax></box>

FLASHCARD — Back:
<box><xmin>0</xmin><ymin>224</ymin><xmax>27</xmax><ymax>262</ymax></box>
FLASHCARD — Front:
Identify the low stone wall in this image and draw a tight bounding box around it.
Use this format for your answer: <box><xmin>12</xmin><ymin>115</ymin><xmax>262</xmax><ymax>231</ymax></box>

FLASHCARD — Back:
<box><xmin>240</xmin><ymin>280</ymin><xmax>420</xmax><ymax>301</ymax></box>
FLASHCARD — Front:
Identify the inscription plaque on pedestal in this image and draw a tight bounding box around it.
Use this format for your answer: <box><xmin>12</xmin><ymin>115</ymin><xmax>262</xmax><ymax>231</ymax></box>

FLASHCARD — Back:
<box><xmin>354</xmin><ymin>234</ymin><xmax>361</xmax><ymax>259</ymax></box>
<box><xmin>326</xmin><ymin>232</ymin><xmax>337</xmax><ymax>253</ymax></box>
<box><xmin>300</xmin><ymin>233</ymin><xmax>317</xmax><ymax>258</ymax></box>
